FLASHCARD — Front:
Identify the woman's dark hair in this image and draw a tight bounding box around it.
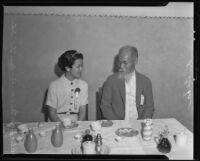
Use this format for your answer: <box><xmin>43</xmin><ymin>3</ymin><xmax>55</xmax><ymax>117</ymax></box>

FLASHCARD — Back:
<box><xmin>58</xmin><ymin>50</ymin><xmax>83</xmax><ymax>71</ymax></box>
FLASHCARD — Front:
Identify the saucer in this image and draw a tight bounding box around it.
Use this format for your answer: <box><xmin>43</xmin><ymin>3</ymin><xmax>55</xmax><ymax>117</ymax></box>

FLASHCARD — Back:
<box><xmin>71</xmin><ymin>144</ymin><xmax>111</xmax><ymax>154</ymax></box>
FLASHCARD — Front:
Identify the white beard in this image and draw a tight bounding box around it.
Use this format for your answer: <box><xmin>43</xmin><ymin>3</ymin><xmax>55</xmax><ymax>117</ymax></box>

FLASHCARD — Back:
<box><xmin>118</xmin><ymin>71</ymin><xmax>134</xmax><ymax>83</ymax></box>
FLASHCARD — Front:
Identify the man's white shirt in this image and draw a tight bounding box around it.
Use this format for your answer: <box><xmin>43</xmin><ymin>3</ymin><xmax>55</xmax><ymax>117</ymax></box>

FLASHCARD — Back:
<box><xmin>125</xmin><ymin>71</ymin><xmax>138</xmax><ymax>120</ymax></box>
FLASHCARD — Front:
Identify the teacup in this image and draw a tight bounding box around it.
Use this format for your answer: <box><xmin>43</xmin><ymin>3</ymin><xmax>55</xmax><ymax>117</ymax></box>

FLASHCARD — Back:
<box><xmin>15</xmin><ymin>134</ymin><xmax>25</xmax><ymax>142</ymax></box>
<box><xmin>38</xmin><ymin>122</ymin><xmax>44</xmax><ymax>128</ymax></box>
<box><xmin>90</xmin><ymin>121</ymin><xmax>101</xmax><ymax>132</ymax></box>
<box><xmin>39</xmin><ymin>131</ymin><xmax>46</xmax><ymax>137</ymax></box>
<box><xmin>17</xmin><ymin>124</ymin><xmax>28</xmax><ymax>134</ymax></box>
<box><xmin>74</xmin><ymin>134</ymin><xmax>82</xmax><ymax>142</ymax></box>
<box><xmin>62</xmin><ymin>118</ymin><xmax>72</xmax><ymax>127</ymax></box>
<box><xmin>175</xmin><ymin>131</ymin><xmax>187</xmax><ymax>147</ymax></box>
<box><xmin>82</xmin><ymin>141</ymin><xmax>96</xmax><ymax>154</ymax></box>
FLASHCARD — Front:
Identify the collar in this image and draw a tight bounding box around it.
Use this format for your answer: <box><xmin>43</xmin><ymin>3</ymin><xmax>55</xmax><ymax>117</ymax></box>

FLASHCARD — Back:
<box><xmin>61</xmin><ymin>74</ymin><xmax>77</xmax><ymax>83</ymax></box>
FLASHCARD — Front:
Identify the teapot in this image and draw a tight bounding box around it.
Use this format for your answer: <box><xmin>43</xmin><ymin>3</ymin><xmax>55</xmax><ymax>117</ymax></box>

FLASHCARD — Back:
<box><xmin>155</xmin><ymin>136</ymin><xmax>171</xmax><ymax>153</ymax></box>
<box><xmin>154</xmin><ymin>125</ymin><xmax>171</xmax><ymax>153</ymax></box>
<box><xmin>82</xmin><ymin>134</ymin><xmax>93</xmax><ymax>143</ymax></box>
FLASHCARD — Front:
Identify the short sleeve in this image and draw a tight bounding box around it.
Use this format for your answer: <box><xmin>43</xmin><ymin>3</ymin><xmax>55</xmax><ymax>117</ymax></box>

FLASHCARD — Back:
<box><xmin>79</xmin><ymin>82</ymin><xmax>88</xmax><ymax>106</ymax></box>
<box><xmin>45</xmin><ymin>83</ymin><xmax>57</xmax><ymax>109</ymax></box>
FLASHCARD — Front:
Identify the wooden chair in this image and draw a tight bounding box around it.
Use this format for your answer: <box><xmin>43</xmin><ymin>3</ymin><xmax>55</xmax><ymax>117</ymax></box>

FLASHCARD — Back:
<box><xmin>85</xmin><ymin>104</ymin><xmax>88</xmax><ymax>121</ymax></box>
<box><xmin>96</xmin><ymin>87</ymin><xmax>104</xmax><ymax>120</ymax></box>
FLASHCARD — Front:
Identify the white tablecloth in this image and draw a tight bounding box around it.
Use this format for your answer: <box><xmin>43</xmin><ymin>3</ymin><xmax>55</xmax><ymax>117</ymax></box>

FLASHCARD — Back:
<box><xmin>3</xmin><ymin>118</ymin><xmax>193</xmax><ymax>159</ymax></box>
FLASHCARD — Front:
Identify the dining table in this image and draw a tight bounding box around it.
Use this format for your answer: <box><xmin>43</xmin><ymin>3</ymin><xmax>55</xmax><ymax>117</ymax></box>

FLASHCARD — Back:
<box><xmin>3</xmin><ymin>118</ymin><xmax>193</xmax><ymax>160</ymax></box>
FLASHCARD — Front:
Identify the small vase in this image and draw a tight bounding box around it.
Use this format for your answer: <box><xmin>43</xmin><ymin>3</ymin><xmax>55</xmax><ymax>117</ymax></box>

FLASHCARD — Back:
<box><xmin>24</xmin><ymin>128</ymin><xmax>38</xmax><ymax>153</ymax></box>
<box><xmin>51</xmin><ymin>123</ymin><xmax>63</xmax><ymax>147</ymax></box>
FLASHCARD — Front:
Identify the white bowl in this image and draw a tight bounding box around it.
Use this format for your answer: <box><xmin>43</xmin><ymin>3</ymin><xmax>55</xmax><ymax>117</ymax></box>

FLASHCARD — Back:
<box><xmin>17</xmin><ymin>124</ymin><xmax>28</xmax><ymax>134</ymax></box>
<box><xmin>39</xmin><ymin>131</ymin><xmax>46</xmax><ymax>137</ymax></box>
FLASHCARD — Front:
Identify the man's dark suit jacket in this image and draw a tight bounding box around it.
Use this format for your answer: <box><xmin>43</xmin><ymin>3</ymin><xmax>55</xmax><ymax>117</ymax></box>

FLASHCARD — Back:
<box><xmin>100</xmin><ymin>71</ymin><xmax>154</xmax><ymax>120</ymax></box>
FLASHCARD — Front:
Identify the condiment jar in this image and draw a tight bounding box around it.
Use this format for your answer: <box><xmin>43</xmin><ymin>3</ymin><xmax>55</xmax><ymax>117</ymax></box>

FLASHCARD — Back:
<box><xmin>142</xmin><ymin>119</ymin><xmax>153</xmax><ymax>141</ymax></box>
<box><xmin>95</xmin><ymin>133</ymin><xmax>102</xmax><ymax>153</ymax></box>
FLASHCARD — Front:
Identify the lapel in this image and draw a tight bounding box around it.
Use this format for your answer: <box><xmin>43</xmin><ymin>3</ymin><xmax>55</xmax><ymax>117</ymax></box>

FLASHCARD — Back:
<box><xmin>117</xmin><ymin>74</ymin><xmax>125</xmax><ymax>105</ymax></box>
<box><xmin>136</xmin><ymin>71</ymin><xmax>142</xmax><ymax>106</ymax></box>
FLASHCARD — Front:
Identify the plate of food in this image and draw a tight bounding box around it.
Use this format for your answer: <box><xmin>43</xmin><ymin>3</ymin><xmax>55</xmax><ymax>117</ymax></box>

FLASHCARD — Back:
<box><xmin>115</xmin><ymin>128</ymin><xmax>139</xmax><ymax>137</ymax></box>
<box><xmin>61</xmin><ymin>122</ymin><xmax>79</xmax><ymax>130</ymax></box>
<box><xmin>71</xmin><ymin>144</ymin><xmax>111</xmax><ymax>154</ymax></box>
<box><xmin>101</xmin><ymin>120</ymin><xmax>113</xmax><ymax>127</ymax></box>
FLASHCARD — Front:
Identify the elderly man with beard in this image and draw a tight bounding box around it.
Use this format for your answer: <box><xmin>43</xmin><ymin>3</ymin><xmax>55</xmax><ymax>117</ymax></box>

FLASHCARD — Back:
<box><xmin>100</xmin><ymin>45</ymin><xmax>154</xmax><ymax>120</ymax></box>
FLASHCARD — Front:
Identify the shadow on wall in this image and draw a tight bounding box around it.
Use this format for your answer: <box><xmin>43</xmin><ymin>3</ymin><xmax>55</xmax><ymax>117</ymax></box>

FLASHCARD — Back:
<box><xmin>112</xmin><ymin>54</ymin><xmax>119</xmax><ymax>73</ymax></box>
<box><xmin>54</xmin><ymin>62</ymin><xmax>64</xmax><ymax>78</ymax></box>
<box><xmin>41</xmin><ymin>89</ymin><xmax>49</xmax><ymax>122</ymax></box>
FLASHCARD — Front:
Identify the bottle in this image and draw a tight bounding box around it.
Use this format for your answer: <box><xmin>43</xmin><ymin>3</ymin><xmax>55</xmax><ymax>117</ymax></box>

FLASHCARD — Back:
<box><xmin>142</xmin><ymin>119</ymin><xmax>153</xmax><ymax>141</ymax></box>
<box><xmin>24</xmin><ymin>128</ymin><xmax>38</xmax><ymax>153</ymax></box>
<box><xmin>95</xmin><ymin>133</ymin><xmax>102</xmax><ymax>153</ymax></box>
<box><xmin>51</xmin><ymin>123</ymin><xmax>63</xmax><ymax>147</ymax></box>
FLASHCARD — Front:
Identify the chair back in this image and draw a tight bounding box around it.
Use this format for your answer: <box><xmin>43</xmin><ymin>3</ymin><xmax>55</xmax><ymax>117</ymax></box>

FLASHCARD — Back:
<box><xmin>96</xmin><ymin>87</ymin><xmax>103</xmax><ymax>120</ymax></box>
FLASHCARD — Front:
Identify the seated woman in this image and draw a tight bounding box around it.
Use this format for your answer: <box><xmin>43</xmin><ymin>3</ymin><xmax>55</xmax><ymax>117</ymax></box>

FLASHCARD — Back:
<box><xmin>45</xmin><ymin>50</ymin><xmax>88</xmax><ymax>122</ymax></box>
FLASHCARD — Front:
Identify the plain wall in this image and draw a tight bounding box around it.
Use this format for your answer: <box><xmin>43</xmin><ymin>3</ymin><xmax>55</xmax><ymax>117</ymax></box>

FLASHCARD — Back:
<box><xmin>3</xmin><ymin>14</ymin><xmax>193</xmax><ymax>131</ymax></box>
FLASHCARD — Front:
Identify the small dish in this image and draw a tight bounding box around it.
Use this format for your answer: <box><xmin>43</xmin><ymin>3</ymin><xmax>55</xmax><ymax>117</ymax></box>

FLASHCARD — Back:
<box><xmin>61</xmin><ymin>122</ymin><xmax>79</xmax><ymax>130</ymax></box>
<box><xmin>74</xmin><ymin>134</ymin><xmax>82</xmax><ymax>141</ymax></box>
<box><xmin>39</xmin><ymin>131</ymin><xmax>46</xmax><ymax>137</ymax></box>
<box><xmin>101</xmin><ymin>120</ymin><xmax>113</xmax><ymax>127</ymax></box>
<box><xmin>115</xmin><ymin>128</ymin><xmax>139</xmax><ymax>137</ymax></box>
